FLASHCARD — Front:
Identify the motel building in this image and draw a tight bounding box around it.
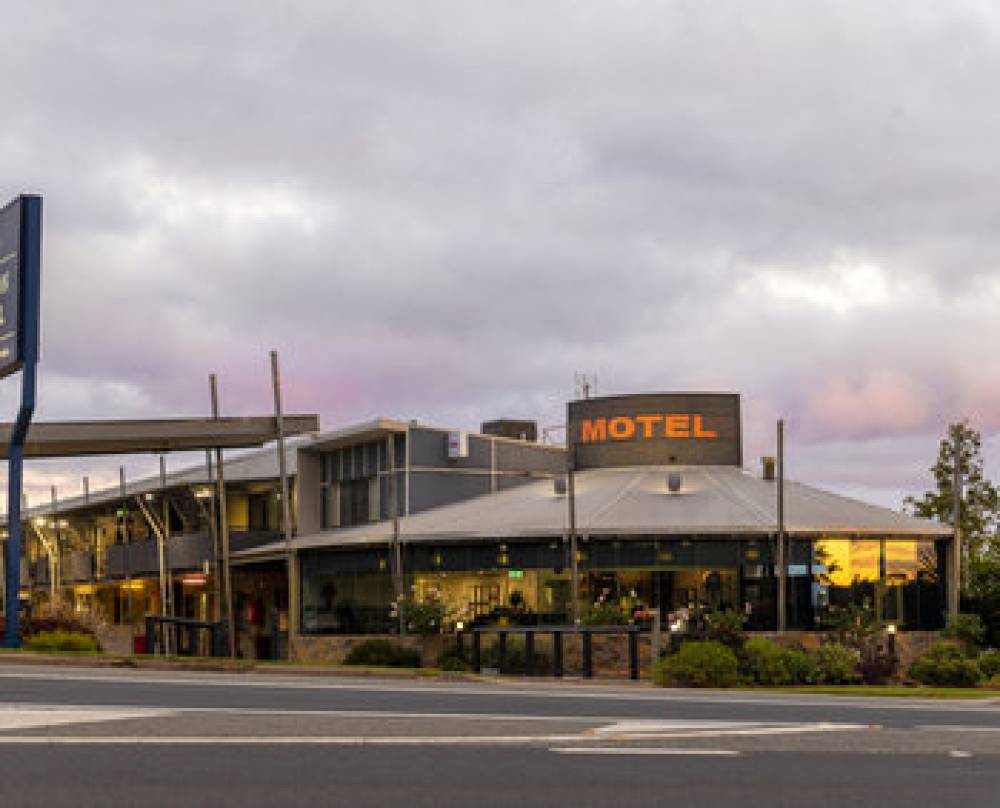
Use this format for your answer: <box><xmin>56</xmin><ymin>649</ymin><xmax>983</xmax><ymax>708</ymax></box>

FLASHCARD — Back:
<box><xmin>1</xmin><ymin>392</ymin><xmax>954</xmax><ymax>661</ymax></box>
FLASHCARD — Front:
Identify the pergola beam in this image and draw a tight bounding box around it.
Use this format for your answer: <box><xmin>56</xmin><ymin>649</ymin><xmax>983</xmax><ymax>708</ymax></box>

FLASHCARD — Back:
<box><xmin>0</xmin><ymin>415</ymin><xmax>319</xmax><ymax>459</ymax></box>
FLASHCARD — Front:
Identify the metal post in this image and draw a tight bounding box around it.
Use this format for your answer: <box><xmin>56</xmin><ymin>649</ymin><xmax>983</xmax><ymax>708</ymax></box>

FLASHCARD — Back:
<box><xmin>157</xmin><ymin>456</ymin><xmax>169</xmax><ymax>628</ymax></box>
<box><xmin>3</xmin><ymin>195</ymin><xmax>41</xmax><ymax>649</ymax></box>
<box><xmin>951</xmin><ymin>429</ymin><xmax>963</xmax><ymax>621</ymax></box>
<box><xmin>553</xmin><ymin>630</ymin><xmax>563</xmax><ymax>678</ymax></box>
<box><xmin>629</xmin><ymin>630</ymin><xmax>640</xmax><ymax>681</ymax></box>
<box><xmin>472</xmin><ymin>631</ymin><xmax>481</xmax><ymax>672</ymax></box>
<box><xmin>777</xmin><ymin>419</ymin><xmax>787</xmax><ymax>633</ymax></box>
<box><xmin>388</xmin><ymin>434</ymin><xmax>404</xmax><ymax>633</ymax></box>
<box><xmin>121</xmin><ymin>466</ymin><xmax>132</xmax><ymax>627</ymax></box>
<box><xmin>205</xmin><ymin>449</ymin><xmax>220</xmax><ymax>625</ymax></box>
<box><xmin>270</xmin><ymin>351</ymin><xmax>296</xmax><ymax>644</ymax></box>
<box><xmin>568</xmin><ymin>450</ymin><xmax>579</xmax><ymax>625</ymax></box>
<box><xmin>525</xmin><ymin>630</ymin><xmax>535</xmax><ymax>676</ymax></box>
<box><xmin>82</xmin><ymin>476</ymin><xmax>89</xmax><ymax>503</ymax></box>
<box><xmin>498</xmin><ymin>632</ymin><xmax>507</xmax><ymax>674</ymax></box>
<box><xmin>582</xmin><ymin>631</ymin><xmax>593</xmax><ymax>678</ymax></box>
<box><xmin>210</xmin><ymin>374</ymin><xmax>234</xmax><ymax>657</ymax></box>
<box><xmin>49</xmin><ymin>485</ymin><xmax>58</xmax><ymax>604</ymax></box>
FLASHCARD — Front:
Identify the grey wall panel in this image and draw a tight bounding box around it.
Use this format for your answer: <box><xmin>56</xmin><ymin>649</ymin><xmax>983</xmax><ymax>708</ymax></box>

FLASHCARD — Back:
<box><xmin>496</xmin><ymin>441</ymin><xmax>566</xmax><ymax>475</ymax></box>
<box><xmin>407</xmin><ymin>470</ymin><xmax>491</xmax><ymax>514</ymax></box>
<box><xmin>409</xmin><ymin>426</ymin><xmax>491</xmax><ymax>469</ymax></box>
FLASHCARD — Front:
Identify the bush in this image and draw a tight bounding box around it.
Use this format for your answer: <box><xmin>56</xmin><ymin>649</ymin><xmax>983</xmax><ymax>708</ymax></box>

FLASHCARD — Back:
<box><xmin>978</xmin><ymin>649</ymin><xmax>1000</xmax><ymax>679</ymax></box>
<box><xmin>909</xmin><ymin>642</ymin><xmax>981</xmax><ymax>687</ymax></box>
<box><xmin>700</xmin><ymin>610</ymin><xmax>746</xmax><ymax>653</ymax></box>
<box><xmin>743</xmin><ymin>638</ymin><xmax>816</xmax><ymax>685</ymax></box>
<box><xmin>942</xmin><ymin>613</ymin><xmax>986</xmax><ymax>653</ymax></box>
<box><xmin>653</xmin><ymin>640</ymin><xmax>739</xmax><ymax>688</ymax></box>
<box><xmin>24</xmin><ymin>630</ymin><xmax>99</xmax><ymax>654</ymax></box>
<box><xmin>479</xmin><ymin>638</ymin><xmax>552</xmax><ymax>674</ymax></box>
<box><xmin>342</xmin><ymin>639</ymin><xmax>421</xmax><ymax>668</ymax></box>
<box><xmin>437</xmin><ymin>651</ymin><xmax>473</xmax><ymax>672</ymax></box>
<box><xmin>581</xmin><ymin>602</ymin><xmax>629</xmax><ymax>626</ymax></box>
<box><xmin>398</xmin><ymin>597</ymin><xmax>448</xmax><ymax>635</ymax></box>
<box><xmin>815</xmin><ymin>643</ymin><xmax>861</xmax><ymax>685</ymax></box>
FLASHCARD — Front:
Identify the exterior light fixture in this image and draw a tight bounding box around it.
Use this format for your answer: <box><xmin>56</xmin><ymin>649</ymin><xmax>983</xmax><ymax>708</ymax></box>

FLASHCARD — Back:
<box><xmin>194</xmin><ymin>487</ymin><xmax>213</xmax><ymax>500</ymax></box>
<box><xmin>886</xmin><ymin>623</ymin><xmax>897</xmax><ymax>635</ymax></box>
<box><xmin>57</xmin><ymin>519</ymin><xmax>69</xmax><ymax>529</ymax></box>
<box><xmin>455</xmin><ymin>621</ymin><xmax>464</xmax><ymax>632</ymax></box>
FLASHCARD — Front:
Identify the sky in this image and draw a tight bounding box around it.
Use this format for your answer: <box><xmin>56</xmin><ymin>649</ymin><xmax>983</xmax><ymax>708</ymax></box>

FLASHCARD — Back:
<box><xmin>1</xmin><ymin>0</ymin><xmax>999</xmax><ymax>510</ymax></box>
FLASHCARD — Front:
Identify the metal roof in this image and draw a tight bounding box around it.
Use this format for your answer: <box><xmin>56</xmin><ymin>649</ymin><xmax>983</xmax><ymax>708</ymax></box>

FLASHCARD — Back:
<box><xmin>3</xmin><ymin>439</ymin><xmax>306</xmax><ymax>524</ymax></box>
<box><xmin>0</xmin><ymin>415</ymin><xmax>319</xmax><ymax>458</ymax></box>
<box><xmin>234</xmin><ymin>465</ymin><xmax>950</xmax><ymax>562</ymax></box>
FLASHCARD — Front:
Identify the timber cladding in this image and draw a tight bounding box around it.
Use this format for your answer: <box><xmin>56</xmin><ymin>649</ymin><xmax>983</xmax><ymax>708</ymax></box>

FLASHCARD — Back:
<box><xmin>568</xmin><ymin>392</ymin><xmax>742</xmax><ymax>469</ymax></box>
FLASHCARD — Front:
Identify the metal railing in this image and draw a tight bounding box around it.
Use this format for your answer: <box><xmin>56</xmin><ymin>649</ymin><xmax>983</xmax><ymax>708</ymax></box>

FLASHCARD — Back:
<box><xmin>464</xmin><ymin>625</ymin><xmax>642</xmax><ymax>680</ymax></box>
<box><xmin>144</xmin><ymin>615</ymin><xmax>226</xmax><ymax>657</ymax></box>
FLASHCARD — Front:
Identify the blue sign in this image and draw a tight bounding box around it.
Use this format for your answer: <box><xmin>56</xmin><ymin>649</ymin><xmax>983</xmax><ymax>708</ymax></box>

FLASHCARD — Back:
<box><xmin>2</xmin><ymin>194</ymin><xmax>41</xmax><ymax>648</ymax></box>
<box><xmin>0</xmin><ymin>198</ymin><xmax>22</xmax><ymax>378</ymax></box>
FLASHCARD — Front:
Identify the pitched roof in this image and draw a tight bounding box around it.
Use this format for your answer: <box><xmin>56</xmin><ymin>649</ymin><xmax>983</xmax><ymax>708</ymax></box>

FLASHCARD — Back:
<box><xmin>235</xmin><ymin>464</ymin><xmax>949</xmax><ymax>561</ymax></box>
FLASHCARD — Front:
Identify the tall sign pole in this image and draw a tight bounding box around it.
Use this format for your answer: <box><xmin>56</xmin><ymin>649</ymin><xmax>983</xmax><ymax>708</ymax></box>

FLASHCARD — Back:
<box><xmin>776</xmin><ymin>419</ymin><xmax>786</xmax><ymax>633</ymax></box>
<box><xmin>2</xmin><ymin>195</ymin><xmax>42</xmax><ymax>648</ymax></box>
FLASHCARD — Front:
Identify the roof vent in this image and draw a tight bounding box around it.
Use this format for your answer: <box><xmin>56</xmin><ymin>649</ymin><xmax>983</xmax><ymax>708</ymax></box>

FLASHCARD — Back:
<box><xmin>667</xmin><ymin>472</ymin><xmax>682</xmax><ymax>493</ymax></box>
<box><xmin>553</xmin><ymin>477</ymin><xmax>567</xmax><ymax>496</ymax></box>
<box><xmin>761</xmin><ymin>456</ymin><xmax>776</xmax><ymax>481</ymax></box>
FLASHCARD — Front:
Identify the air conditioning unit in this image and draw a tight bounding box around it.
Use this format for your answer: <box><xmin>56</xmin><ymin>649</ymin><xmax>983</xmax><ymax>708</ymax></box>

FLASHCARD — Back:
<box><xmin>446</xmin><ymin>430</ymin><xmax>469</xmax><ymax>459</ymax></box>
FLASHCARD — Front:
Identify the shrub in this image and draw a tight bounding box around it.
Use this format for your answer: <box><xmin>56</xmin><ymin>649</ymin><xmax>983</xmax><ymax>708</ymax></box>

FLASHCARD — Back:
<box><xmin>653</xmin><ymin>640</ymin><xmax>739</xmax><ymax>688</ymax></box>
<box><xmin>700</xmin><ymin>610</ymin><xmax>746</xmax><ymax>653</ymax></box>
<box><xmin>942</xmin><ymin>613</ymin><xmax>986</xmax><ymax>653</ymax></box>
<box><xmin>815</xmin><ymin>643</ymin><xmax>861</xmax><ymax>685</ymax></box>
<box><xmin>437</xmin><ymin>651</ymin><xmax>473</xmax><ymax>672</ymax></box>
<box><xmin>342</xmin><ymin>639</ymin><xmax>421</xmax><ymax>668</ymax></box>
<box><xmin>24</xmin><ymin>630</ymin><xmax>99</xmax><ymax>654</ymax></box>
<box><xmin>582</xmin><ymin>602</ymin><xmax>629</xmax><ymax>626</ymax></box>
<box><xmin>398</xmin><ymin>596</ymin><xmax>448</xmax><ymax>636</ymax></box>
<box><xmin>978</xmin><ymin>649</ymin><xmax>1000</xmax><ymax>679</ymax></box>
<box><xmin>742</xmin><ymin>638</ymin><xmax>816</xmax><ymax>685</ymax></box>
<box><xmin>909</xmin><ymin>642</ymin><xmax>981</xmax><ymax>687</ymax></box>
<box><xmin>479</xmin><ymin>638</ymin><xmax>552</xmax><ymax>674</ymax></box>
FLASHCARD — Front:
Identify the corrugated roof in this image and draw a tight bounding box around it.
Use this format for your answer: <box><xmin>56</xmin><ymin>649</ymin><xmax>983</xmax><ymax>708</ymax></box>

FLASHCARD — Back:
<box><xmin>234</xmin><ymin>465</ymin><xmax>950</xmax><ymax>561</ymax></box>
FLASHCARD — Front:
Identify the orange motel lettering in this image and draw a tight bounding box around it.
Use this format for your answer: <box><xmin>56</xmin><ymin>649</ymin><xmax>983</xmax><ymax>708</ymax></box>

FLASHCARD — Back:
<box><xmin>580</xmin><ymin>414</ymin><xmax>718</xmax><ymax>443</ymax></box>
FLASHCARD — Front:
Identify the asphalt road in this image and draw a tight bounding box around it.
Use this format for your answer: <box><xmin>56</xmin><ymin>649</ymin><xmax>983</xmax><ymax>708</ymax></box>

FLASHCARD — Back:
<box><xmin>0</xmin><ymin>664</ymin><xmax>998</xmax><ymax>807</ymax></box>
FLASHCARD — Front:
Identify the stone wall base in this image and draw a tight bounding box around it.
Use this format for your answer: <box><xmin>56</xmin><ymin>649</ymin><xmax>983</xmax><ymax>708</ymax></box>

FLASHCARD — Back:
<box><xmin>290</xmin><ymin>634</ymin><xmax>449</xmax><ymax>668</ymax></box>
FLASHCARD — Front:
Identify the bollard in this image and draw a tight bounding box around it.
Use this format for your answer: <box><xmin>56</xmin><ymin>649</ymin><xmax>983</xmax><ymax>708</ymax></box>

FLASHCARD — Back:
<box><xmin>628</xmin><ymin>630</ymin><xmax>639</xmax><ymax>680</ymax></box>
<box><xmin>582</xmin><ymin>632</ymin><xmax>593</xmax><ymax>678</ymax></box>
<box><xmin>525</xmin><ymin>631</ymin><xmax>535</xmax><ymax>676</ymax></box>
<box><xmin>553</xmin><ymin>630</ymin><xmax>563</xmax><ymax>678</ymax></box>
<box><xmin>472</xmin><ymin>631</ymin><xmax>481</xmax><ymax>672</ymax></box>
<box><xmin>144</xmin><ymin>615</ymin><xmax>156</xmax><ymax>655</ymax></box>
<box><xmin>498</xmin><ymin>633</ymin><xmax>508</xmax><ymax>674</ymax></box>
<box><xmin>456</xmin><ymin>630</ymin><xmax>465</xmax><ymax>661</ymax></box>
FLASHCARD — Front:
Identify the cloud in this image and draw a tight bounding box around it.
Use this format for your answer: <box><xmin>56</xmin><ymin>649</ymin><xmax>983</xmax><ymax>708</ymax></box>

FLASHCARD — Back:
<box><xmin>2</xmin><ymin>1</ymin><xmax>1000</xmax><ymax>509</ymax></box>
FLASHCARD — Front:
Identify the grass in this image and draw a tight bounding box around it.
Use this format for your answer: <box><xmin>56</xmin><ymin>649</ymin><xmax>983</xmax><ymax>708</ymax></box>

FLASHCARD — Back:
<box><xmin>735</xmin><ymin>684</ymin><xmax>1000</xmax><ymax>699</ymax></box>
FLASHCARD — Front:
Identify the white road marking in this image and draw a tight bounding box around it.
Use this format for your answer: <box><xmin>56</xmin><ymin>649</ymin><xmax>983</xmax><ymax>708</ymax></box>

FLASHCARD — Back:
<box><xmin>949</xmin><ymin>750</ymin><xmax>973</xmax><ymax>758</ymax></box>
<box><xmin>0</xmin><ymin>735</ymin><xmax>589</xmax><ymax>745</ymax></box>
<box><xmin>917</xmin><ymin>725</ymin><xmax>1000</xmax><ymax>732</ymax></box>
<box><xmin>551</xmin><ymin>748</ymin><xmax>740</xmax><ymax>756</ymax></box>
<box><xmin>592</xmin><ymin>720</ymin><xmax>870</xmax><ymax>740</ymax></box>
<box><xmin>0</xmin><ymin>705</ymin><xmax>173</xmax><ymax>731</ymax></box>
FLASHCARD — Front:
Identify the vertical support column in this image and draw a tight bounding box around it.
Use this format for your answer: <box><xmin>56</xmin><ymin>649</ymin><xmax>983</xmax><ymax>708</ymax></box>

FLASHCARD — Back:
<box><xmin>210</xmin><ymin>374</ymin><xmax>234</xmax><ymax>657</ymax></box>
<box><xmin>270</xmin><ymin>351</ymin><xmax>296</xmax><ymax>640</ymax></box>
<box><xmin>950</xmin><ymin>430</ymin><xmax>963</xmax><ymax>621</ymax></box>
<box><xmin>158</xmin><ymin>456</ymin><xmax>169</xmax><ymax>629</ymax></box>
<box><xmin>3</xmin><ymin>195</ymin><xmax>41</xmax><ymax>649</ymax></box>
<box><xmin>121</xmin><ymin>466</ymin><xmax>132</xmax><ymax>626</ymax></box>
<box><xmin>49</xmin><ymin>485</ymin><xmax>59</xmax><ymax>604</ymax></box>
<box><xmin>777</xmin><ymin>419</ymin><xmax>787</xmax><ymax>634</ymax></box>
<box><xmin>388</xmin><ymin>433</ymin><xmax>404</xmax><ymax>633</ymax></box>
<box><xmin>568</xmin><ymin>449</ymin><xmax>579</xmax><ymax>625</ymax></box>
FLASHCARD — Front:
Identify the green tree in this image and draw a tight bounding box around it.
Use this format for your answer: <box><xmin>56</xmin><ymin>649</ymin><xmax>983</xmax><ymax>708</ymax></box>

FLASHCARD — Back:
<box><xmin>904</xmin><ymin>421</ymin><xmax>1000</xmax><ymax>571</ymax></box>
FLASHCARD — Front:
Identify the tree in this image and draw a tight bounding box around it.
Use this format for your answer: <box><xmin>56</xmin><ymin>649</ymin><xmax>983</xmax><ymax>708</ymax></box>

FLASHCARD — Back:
<box><xmin>904</xmin><ymin>421</ymin><xmax>1000</xmax><ymax>573</ymax></box>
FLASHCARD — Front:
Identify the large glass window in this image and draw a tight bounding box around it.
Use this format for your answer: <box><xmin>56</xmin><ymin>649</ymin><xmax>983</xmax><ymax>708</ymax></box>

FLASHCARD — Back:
<box><xmin>812</xmin><ymin>537</ymin><xmax>944</xmax><ymax>630</ymax></box>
